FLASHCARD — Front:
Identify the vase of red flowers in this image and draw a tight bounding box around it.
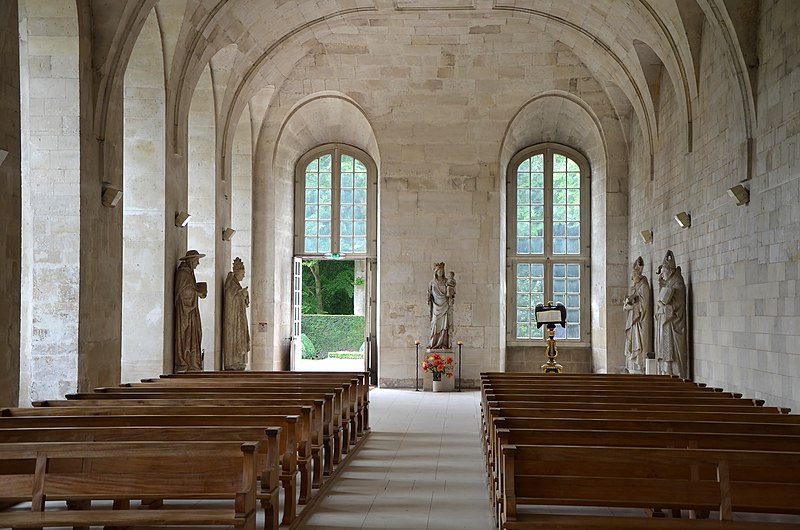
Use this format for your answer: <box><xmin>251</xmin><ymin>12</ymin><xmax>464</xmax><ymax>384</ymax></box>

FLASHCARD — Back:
<box><xmin>422</xmin><ymin>352</ymin><xmax>454</xmax><ymax>392</ymax></box>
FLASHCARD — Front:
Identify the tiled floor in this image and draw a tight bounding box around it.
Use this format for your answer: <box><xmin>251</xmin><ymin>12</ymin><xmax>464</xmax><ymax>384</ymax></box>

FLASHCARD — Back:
<box><xmin>297</xmin><ymin>388</ymin><xmax>495</xmax><ymax>530</ymax></box>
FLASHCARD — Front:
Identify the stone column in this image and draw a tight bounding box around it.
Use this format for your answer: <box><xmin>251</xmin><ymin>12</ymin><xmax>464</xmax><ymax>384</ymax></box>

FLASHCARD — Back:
<box><xmin>0</xmin><ymin>0</ymin><xmax>22</xmax><ymax>407</ymax></box>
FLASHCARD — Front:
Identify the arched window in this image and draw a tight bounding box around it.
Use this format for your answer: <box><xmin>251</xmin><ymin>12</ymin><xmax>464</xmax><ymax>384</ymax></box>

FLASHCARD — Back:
<box><xmin>295</xmin><ymin>144</ymin><xmax>377</xmax><ymax>257</ymax></box>
<box><xmin>507</xmin><ymin>144</ymin><xmax>590</xmax><ymax>344</ymax></box>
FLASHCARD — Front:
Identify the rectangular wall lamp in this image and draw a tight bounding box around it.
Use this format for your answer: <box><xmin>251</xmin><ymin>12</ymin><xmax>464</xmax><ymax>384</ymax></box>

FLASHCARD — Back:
<box><xmin>175</xmin><ymin>211</ymin><xmax>191</xmax><ymax>227</ymax></box>
<box><xmin>727</xmin><ymin>184</ymin><xmax>750</xmax><ymax>205</ymax></box>
<box><xmin>674</xmin><ymin>211</ymin><xmax>691</xmax><ymax>229</ymax></box>
<box><xmin>101</xmin><ymin>183</ymin><xmax>122</xmax><ymax>208</ymax></box>
<box><xmin>222</xmin><ymin>227</ymin><xmax>236</xmax><ymax>241</ymax></box>
<box><xmin>640</xmin><ymin>229</ymin><xmax>653</xmax><ymax>244</ymax></box>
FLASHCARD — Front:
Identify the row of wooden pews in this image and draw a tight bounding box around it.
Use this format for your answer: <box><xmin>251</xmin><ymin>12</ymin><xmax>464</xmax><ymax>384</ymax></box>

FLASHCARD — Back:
<box><xmin>481</xmin><ymin>372</ymin><xmax>800</xmax><ymax>530</ymax></box>
<box><xmin>0</xmin><ymin>370</ymin><xmax>370</xmax><ymax>530</ymax></box>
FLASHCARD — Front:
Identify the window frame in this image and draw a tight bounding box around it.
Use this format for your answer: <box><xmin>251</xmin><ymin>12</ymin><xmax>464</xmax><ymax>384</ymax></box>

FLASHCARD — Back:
<box><xmin>506</xmin><ymin>143</ymin><xmax>591</xmax><ymax>347</ymax></box>
<box><xmin>294</xmin><ymin>143</ymin><xmax>378</xmax><ymax>258</ymax></box>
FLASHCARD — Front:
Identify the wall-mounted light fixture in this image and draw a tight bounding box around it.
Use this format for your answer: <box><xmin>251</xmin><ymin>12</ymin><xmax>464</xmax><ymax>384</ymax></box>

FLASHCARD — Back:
<box><xmin>640</xmin><ymin>229</ymin><xmax>653</xmax><ymax>244</ymax></box>
<box><xmin>0</xmin><ymin>149</ymin><xmax>8</xmax><ymax>167</ymax></box>
<box><xmin>674</xmin><ymin>211</ymin><xmax>691</xmax><ymax>229</ymax></box>
<box><xmin>101</xmin><ymin>183</ymin><xmax>123</xmax><ymax>208</ymax></box>
<box><xmin>727</xmin><ymin>183</ymin><xmax>750</xmax><ymax>206</ymax></box>
<box><xmin>175</xmin><ymin>211</ymin><xmax>191</xmax><ymax>227</ymax></box>
<box><xmin>222</xmin><ymin>227</ymin><xmax>236</xmax><ymax>241</ymax></box>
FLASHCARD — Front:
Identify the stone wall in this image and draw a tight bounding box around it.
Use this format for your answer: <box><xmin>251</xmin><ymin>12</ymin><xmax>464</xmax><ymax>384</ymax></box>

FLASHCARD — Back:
<box><xmin>258</xmin><ymin>11</ymin><xmax>627</xmax><ymax>386</ymax></box>
<box><xmin>19</xmin><ymin>0</ymin><xmax>81</xmax><ymax>403</ymax></box>
<box><xmin>187</xmin><ymin>64</ymin><xmax>217</xmax><ymax>370</ymax></box>
<box><xmin>122</xmin><ymin>7</ymin><xmax>165</xmax><ymax>384</ymax></box>
<box><xmin>628</xmin><ymin>2</ymin><xmax>800</xmax><ymax>410</ymax></box>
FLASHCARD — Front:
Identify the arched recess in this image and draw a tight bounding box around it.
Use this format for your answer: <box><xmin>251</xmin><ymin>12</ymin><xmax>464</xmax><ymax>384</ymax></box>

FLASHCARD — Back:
<box><xmin>675</xmin><ymin>0</ymin><xmax>706</xmax><ymax>87</ymax></box>
<box><xmin>251</xmin><ymin>91</ymin><xmax>380</xmax><ymax>372</ymax></box>
<box><xmin>228</xmin><ymin>104</ymin><xmax>253</xmax><ymax>369</ymax></box>
<box><xmin>187</xmin><ymin>63</ymin><xmax>217</xmax><ymax>369</ymax></box>
<box><xmin>633</xmin><ymin>39</ymin><xmax>667</xmax><ymax>132</ymax></box>
<box><xmin>122</xmin><ymin>6</ymin><xmax>165</xmax><ymax>383</ymax></box>
<box><xmin>500</xmin><ymin>90</ymin><xmax>628</xmax><ymax>375</ymax></box>
<box><xmin>493</xmin><ymin>4</ymin><xmax>655</xmax><ymax>179</ymax></box>
<box><xmin>18</xmin><ymin>0</ymin><xmax>81</xmax><ymax>404</ymax></box>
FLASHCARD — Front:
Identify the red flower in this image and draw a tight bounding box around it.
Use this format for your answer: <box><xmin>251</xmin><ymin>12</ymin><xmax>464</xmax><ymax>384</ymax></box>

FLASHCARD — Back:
<box><xmin>422</xmin><ymin>353</ymin><xmax>454</xmax><ymax>375</ymax></box>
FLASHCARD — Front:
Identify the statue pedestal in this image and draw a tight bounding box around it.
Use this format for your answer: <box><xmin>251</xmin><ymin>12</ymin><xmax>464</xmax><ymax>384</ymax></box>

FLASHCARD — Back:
<box><xmin>423</xmin><ymin>349</ymin><xmax>454</xmax><ymax>391</ymax></box>
<box><xmin>645</xmin><ymin>358</ymin><xmax>658</xmax><ymax>375</ymax></box>
<box><xmin>423</xmin><ymin>371</ymin><xmax>455</xmax><ymax>392</ymax></box>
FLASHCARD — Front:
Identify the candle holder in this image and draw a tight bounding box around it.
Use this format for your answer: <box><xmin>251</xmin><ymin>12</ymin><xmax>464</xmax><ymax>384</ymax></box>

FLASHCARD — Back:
<box><xmin>457</xmin><ymin>341</ymin><xmax>463</xmax><ymax>391</ymax></box>
<box><xmin>414</xmin><ymin>340</ymin><xmax>420</xmax><ymax>391</ymax></box>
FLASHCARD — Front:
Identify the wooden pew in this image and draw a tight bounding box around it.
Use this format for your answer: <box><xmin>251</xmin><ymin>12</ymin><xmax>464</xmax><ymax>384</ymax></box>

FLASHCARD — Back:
<box><xmin>500</xmin><ymin>444</ymin><xmax>800</xmax><ymax>529</ymax></box>
<box><xmin>479</xmin><ymin>373</ymin><xmax>800</xmax><ymax>528</ymax></box>
<box><xmin>34</xmin><ymin>396</ymin><xmax>331</xmax><ymax>491</ymax></box>
<box><xmin>0</xmin><ymin>440</ymin><xmax>261</xmax><ymax>530</ymax></box>
<box><xmin>160</xmin><ymin>370</ymin><xmax>371</xmax><ymax>438</ymax></box>
<box><xmin>137</xmin><ymin>376</ymin><xmax>366</xmax><ymax>448</ymax></box>
<box><xmin>490</xmin><ymin>424</ymin><xmax>800</xmax><ymax>519</ymax></box>
<box><xmin>0</xmin><ymin>411</ymin><xmax>302</xmax><ymax>525</ymax></box>
<box><xmin>0</xmin><ymin>425</ymin><xmax>282</xmax><ymax>530</ymax></box>
<box><xmin>64</xmin><ymin>389</ymin><xmax>344</xmax><ymax>475</ymax></box>
<box><xmin>87</xmin><ymin>384</ymin><xmax>353</xmax><ymax>462</ymax></box>
<box><xmin>482</xmin><ymin>406</ymin><xmax>800</xmax><ymax>497</ymax></box>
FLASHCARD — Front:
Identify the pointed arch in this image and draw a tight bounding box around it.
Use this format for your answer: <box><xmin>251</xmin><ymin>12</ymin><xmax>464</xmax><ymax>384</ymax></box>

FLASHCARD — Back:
<box><xmin>122</xmin><ymin>6</ymin><xmax>166</xmax><ymax>383</ymax></box>
<box><xmin>187</xmin><ymin>63</ymin><xmax>217</xmax><ymax>369</ymax></box>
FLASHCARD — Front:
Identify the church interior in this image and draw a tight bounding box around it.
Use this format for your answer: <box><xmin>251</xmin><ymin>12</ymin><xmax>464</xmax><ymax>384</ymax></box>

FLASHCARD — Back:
<box><xmin>1</xmin><ymin>0</ymin><xmax>800</xmax><ymax>526</ymax></box>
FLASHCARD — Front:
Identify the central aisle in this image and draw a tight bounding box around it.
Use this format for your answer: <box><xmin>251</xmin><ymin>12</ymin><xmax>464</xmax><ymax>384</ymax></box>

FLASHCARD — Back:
<box><xmin>297</xmin><ymin>389</ymin><xmax>495</xmax><ymax>529</ymax></box>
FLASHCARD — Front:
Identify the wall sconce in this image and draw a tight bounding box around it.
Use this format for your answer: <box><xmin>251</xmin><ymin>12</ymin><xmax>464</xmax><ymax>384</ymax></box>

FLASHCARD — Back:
<box><xmin>0</xmin><ymin>149</ymin><xmax>7</xmax><ymax>167</ymax></box>
<box><xmin>674</xmin><ymin>211</ymin><xmax>691</xmax><ymax>229</ymax></box>
<box><xmin>727</xmin><ymin>184</ymin><xmax>750</xmax><ymax>206</ymax></box>
<box><xmin>222</xmin><ymin>227</ymin><xmax>236</xmax><ymax>241</ymax></box>
<box><xmin>101</xmin><ymin>183</ymin><xmax>122</xmax><ymax>208</ymax></box>
<box><xmin>175</xmin><ymin>211</ymin><xmax>191</xmax><ymax>227</ymax></box>
<box><xmin>640</xmin><ymin>229</ymin><xmax>653</xmax><ymax>244</ymax></box>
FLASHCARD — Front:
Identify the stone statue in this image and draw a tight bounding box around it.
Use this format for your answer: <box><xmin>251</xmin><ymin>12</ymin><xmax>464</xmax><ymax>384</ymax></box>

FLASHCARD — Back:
<box><xmin>174</xmin><ymin>249</ymin><xmax>207</xmax><ymax>372</ymax></box>
<box><xmin>223</xmin><ymin>257</ymin><xmax>250</xmax><ymax>371</ymax></box>
<box><xmin>655</xmin><ymin>250</ymin><xmax>688</xmax><ymax>378</ymax></box>
<box><xmin>623</xmin><ymin>256</ymin><xmax>652</xmax><ymax>374</ymax></box>
<box><xmin>428</xmin><ymin>262</ymin><xmax>455</xmax><ymax>350</ymax></box>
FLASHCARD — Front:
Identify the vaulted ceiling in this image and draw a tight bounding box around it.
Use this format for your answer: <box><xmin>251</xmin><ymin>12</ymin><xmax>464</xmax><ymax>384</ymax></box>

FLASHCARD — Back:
<box><xmin>83</xmin><ymin>0</ymin><xmax>759</xmax><ymax>170</ymax></box>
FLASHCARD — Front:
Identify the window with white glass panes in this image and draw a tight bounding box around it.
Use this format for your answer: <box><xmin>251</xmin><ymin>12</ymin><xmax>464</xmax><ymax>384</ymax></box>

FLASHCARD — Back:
<box><xmin>507</xmin><ymin>145</ymin><xmax>590</xmax><ymax>344</ymax></box>
<box><xmin>295</xmin><ymin>145</ymin><xmax>376</xmax><ymax>258</ymax></box>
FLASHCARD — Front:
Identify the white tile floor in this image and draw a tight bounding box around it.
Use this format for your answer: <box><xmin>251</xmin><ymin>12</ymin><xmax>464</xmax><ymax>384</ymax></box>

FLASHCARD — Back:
<box><xmin>297</xmin><ymin>388</ymin><xmax>495</xmax><ymax>530</ymax></box>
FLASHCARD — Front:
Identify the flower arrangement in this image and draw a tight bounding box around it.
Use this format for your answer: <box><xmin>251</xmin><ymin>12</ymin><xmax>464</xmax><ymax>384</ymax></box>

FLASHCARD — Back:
<box><xmin>422</xmin><ymin>352</ymin><xmax>454</xmax><ymax>381</ymax></box>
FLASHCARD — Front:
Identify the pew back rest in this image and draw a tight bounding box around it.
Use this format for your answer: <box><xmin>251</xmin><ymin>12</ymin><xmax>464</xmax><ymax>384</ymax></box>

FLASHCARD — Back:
<box><xmin>0</xmin><ymin>440</ymin><xmax>260</xmax><ymax>508</ymax></box>
<box><xmin>501</xmin><ymin>444</ymin><xmax>800</xmax><ymax>522</ymax></box>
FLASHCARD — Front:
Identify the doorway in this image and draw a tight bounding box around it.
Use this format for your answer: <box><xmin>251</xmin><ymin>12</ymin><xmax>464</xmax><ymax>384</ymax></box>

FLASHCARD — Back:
<box><xmin>291</xmin><ymin>258</ymin><xmax>372</xmax><ymax>372</ymax></box>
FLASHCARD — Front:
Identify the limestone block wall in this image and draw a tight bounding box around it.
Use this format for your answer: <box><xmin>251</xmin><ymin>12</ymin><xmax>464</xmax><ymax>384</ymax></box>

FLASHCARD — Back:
<box><xmin>187</xmin><ymin>65</ymin><xmax>218</xmax><ymax>370</ymax></box>
<box><xmin>121</xmin><ymin>8</ymin><xmax>166</xmax><ymax>384</ymax></box>
<box><xmin>628</xmin><ymin>4</ymin><xmax>800</xmax><ymax>410</ymax></box>
<box><xmin>231</xmin><ymin>109</ymin><xmax>253</xmax><ymax>302</ymax></box>
<box><xmin>229</xmin><ymin>110</ymin><xmax>253</xmax><ymax>368</ymax></box>
<box><xmin>259</xmin><ymin>11</ymin><xmax>627</xmax><ymax>386</ymax></box>
<box><xmin>18</xmin><ymin>0</ymin><xmax>81</xmax><ymax>403</ymax></box>
<box><xmin>0</xmin><ymin>0</ymin><xmax>22</xmax><ymax>407</ymax></box>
